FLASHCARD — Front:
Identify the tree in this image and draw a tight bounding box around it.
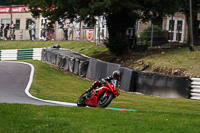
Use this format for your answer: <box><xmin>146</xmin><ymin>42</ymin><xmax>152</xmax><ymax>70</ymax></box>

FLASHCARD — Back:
<box><xmin>177</xmin><ymin>0</ymin><xmax>200</xmax><ymax>51</ymax></box>
<box><xmin>0</xmin><ymin>0</ymin><xmax>22</xmax><ymax>5</ymax></box>
<box><xmin>15</xmin><ymin>0</ymin><xmax>177</xmax><ymax>54</ymax></box>
<box><xmin>139</xmin><ymin>25</ymin><xmax>168</xmax><ymax>45</ymax></box>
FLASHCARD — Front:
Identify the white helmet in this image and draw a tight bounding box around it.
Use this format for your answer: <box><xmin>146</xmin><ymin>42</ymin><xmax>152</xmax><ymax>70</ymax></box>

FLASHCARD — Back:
<box><xmin>112</xmin><ymin>70</ymin><xmax>121</xmax><ymax>80</ymax></box>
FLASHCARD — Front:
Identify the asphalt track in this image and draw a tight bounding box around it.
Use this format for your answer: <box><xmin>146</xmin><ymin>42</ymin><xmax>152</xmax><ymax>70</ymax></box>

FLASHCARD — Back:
<box><xmin>0</xmin><ymin>61</ymin><xmax>77</xmax><ymax>107</ymax></box>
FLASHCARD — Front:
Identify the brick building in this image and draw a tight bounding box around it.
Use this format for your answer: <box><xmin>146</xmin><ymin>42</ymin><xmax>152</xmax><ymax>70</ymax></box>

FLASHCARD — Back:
<box><xmin>0</xmin><ymin>5</ymin><xmax>102</xmax><ymax>41</ymax></box>
<box><xmin>137</xmin><ymin>12</ymin><xmax>200</xmax><ymax>43</ymax></box>
<box><xmin>0</xmin><ymin>5</ymin><xmax>199</xmax><ymax>43</ymax></box>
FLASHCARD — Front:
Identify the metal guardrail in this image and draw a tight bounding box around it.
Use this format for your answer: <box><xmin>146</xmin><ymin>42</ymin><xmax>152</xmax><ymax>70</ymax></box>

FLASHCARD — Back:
<box><xmin>0</xmin><ymin>48</ymin><xmax>42</xmax><ymax>60</ymax></box>
<box><xmin>41</xmin><ymin>48</ymin><xmax>90</xmax><ymax>77</ymax></box>
<box><xmin>190</xmin><ymin>78</ymin><xmax>200</xmax><ymax>100</ymax></box>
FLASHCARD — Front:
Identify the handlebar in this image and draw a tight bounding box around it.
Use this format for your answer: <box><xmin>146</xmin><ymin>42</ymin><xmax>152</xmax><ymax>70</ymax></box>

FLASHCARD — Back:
<box><xmin>101</xmin><ymin>79</ymin><xmax>108</xmax><ymax>84</ymax></box>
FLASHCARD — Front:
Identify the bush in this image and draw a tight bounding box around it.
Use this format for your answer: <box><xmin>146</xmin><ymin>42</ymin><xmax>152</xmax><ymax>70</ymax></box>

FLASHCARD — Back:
<box><xmin>104</xmin><ymin>36</ymin><xmax>129</xmax><ymax>55</ymax></box>
<box><xmin>138</xmin><ymin>25</ymin><xmax>168</xmax><ymax>46</ymax></box>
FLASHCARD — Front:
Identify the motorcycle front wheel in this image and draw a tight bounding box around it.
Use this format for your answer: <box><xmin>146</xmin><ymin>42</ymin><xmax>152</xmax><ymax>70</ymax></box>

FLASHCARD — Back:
<box><xmin>97</xmin><ymin>93</ymin><xmax>113</xmax><ymax>107</ymax></box>
<box><xmin>77</xmin><ymin>92</ymin><xmax>87</xmax><ymax>107</ymax></box>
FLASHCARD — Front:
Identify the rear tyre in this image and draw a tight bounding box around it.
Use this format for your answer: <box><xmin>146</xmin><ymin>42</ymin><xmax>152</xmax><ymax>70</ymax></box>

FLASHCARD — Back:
<box><xmin>97</xmin><ymin>93</ymin><xmax>113</xmax><ymax>107</ymax></box>
<box><xmin>77</xmin><ymin>92</ymin><xmax>87</xmax><ymax>107</ymax></box>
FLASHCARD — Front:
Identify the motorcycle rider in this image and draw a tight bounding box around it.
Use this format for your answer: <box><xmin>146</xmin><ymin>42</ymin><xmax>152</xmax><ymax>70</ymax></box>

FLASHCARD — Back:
<box><xmin>86</xmin><ymin>70</ymin><xmax>121</xmax><ymax>93</ymax></box>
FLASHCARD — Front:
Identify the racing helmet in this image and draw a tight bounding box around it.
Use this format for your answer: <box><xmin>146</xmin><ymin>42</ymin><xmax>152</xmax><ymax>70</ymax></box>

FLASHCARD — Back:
<box><xmin>112</xmin><ymin>70</ymin><xmax>121</xmax><ymax>80</ymax></box>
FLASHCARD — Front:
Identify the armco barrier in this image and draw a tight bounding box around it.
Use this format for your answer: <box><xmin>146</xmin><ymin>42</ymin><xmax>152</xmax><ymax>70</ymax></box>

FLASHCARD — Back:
<box><xmin>190</xmin><ymin>78</ymin><xmax>200</xmax><ymax>100</ymax></box>
<box><xmin>86</xmin><ymin>59</ymin><xmax>136</xmax><ymax>92</ymax></box>
<box><xmin>63</xmin><ymin>55</ymin><xmax>70</xmax><ymax>71</ymax></box>
<box><xmin>0</xmin><ymin>48</ymin><xmax>42</xmax><ymax>61</ymax></box>
<box><xmin>86</xmin><ymin>60</ymin><xmax>121</xmax><ymax>81</ymax></box>
<box><xmin>1</xmin><ymin>49</ymin><xmax>18</xmax><ymax>60</ymax></box>
<box><xmin>85</xmin><ymin>57</ymin><xmax>190</xmax><ymax>98</ymax></box>
<box><xmin>119</xmin><ymin>67</ymin><xmax>138</xmax><ymax>92</ymax></box>
<box><xmin>86</xmin><ymin>59</ymin><xmax>98</xmax><ymax>80</ymax></box>
<box><xmin>17</xmin><ymin>49</ymin><xmax>33</xmax><ymax>60</ymax></box>
<box><xmin>69</xmin><ymin>56</ymin><xmax>75</xmax><ymax>73</ymax></box>
<box><xmin>58</xmin><ymin>54</ymin><xmax>67</xmax><ymax>69</ymax></box>
<box><xmin>106</xmin><ymin>63</ymin><xmax>122</xmax><ymax>77</ymax></box>
<box><xmin>42</xmin><ymin>48</ymin><xmax>90</xmax><ymax>77</ymax></box>
<box><xmin>136</xmin><ymin>72</ymin><xmax>190</xmax><ymax>98</ymax></box>
<box><xmin>79</xmin><ymin>60</ymin><xmax>89</xmax><ymax>77</ymax></box>
<box><xmin>41</xmin><ymin>48</ymin><xmax>191</xmax><ymax>99</ymax></box>
<box><xmin>95</xmin><ymin>61</ymin><xmax>108</xmax><ymax>81</ymax></box>
<box><xmin>74</xmin><ymin>58</ymin><xmax>80</xmax><ymax>75</ymax></box>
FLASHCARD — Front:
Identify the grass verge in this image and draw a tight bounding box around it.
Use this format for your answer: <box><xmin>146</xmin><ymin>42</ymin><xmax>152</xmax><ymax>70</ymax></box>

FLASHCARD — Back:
<box><xmin>1</xmin><ymin>41</ymin><xmax>200</xmax><ymax>77</ymax></box>
<box><xmin>134</xmin><ymin>46</ymin><xmax>200</xmax><ymax>77</ymax></box>
<box><xmin>92</xmin><ymin>46</ymin><xmax>200</xmax><ymax>77</ymax></box>
<box><xmin>1</xmin><ymin>60</ymin><xmax>199</xmax><ymax>132</ymax></box>
<box><xmin>0</xmin><ymin>42</ymin><xmax>200</xmax><ymax>132</ymax></box>
<box><xmin>1</xmin><ymin>102</ymin><xmax>200</xmax><ymax>133</ymax></box>
<box><xmin>0</xmin><ymin>41</ymin><xmax>107</xmax><ymax>56</ymax></box>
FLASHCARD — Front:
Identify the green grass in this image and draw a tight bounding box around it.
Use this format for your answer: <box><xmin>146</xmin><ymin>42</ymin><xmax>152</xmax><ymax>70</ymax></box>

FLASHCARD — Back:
<box><xmin>1</xmin><ymin>42</ymin><xmax>200</xmax><ymax>132</ymax></box>
<box><xmin>0</xmin><ymin>41</ymin><xmax>107</xmax><ymax>56</ymax></box>
<box><xmin>1</xmin><ymin>102</ymin><xmax>200</xmax><ymax>133</ymax></box>
<box><xmin>123</xmin><ymin>46</ymin><xmax>200</xmax><ymax>77</ymax></box>
<box><xmin>1</xmin><ymin>60</ymin><xmax>200</xmax><ymax>132</ymax></box>
<box><xmin>28</xmin><ymin>60</ymin><xmax>92</xmax><ymax>102</ymax></box>
<box><xmin>1</xmin><ymin>41</ymin><xmax>200</xmax><ymax>76</ymax></box>
<box><xmin>140</xmin><ymin>47</ymin><xmax>200</xmax><ymax>76</ymax></box>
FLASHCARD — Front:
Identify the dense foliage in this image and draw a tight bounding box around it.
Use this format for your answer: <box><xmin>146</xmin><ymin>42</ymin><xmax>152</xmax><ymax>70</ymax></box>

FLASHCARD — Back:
<box><xmin>177</xmin><ymin>0</ymin><xmax>200</xmax><ymax>45</ymax></box>
<box><xmin>139</xmin><ymin>25</ymin><xmax>168</xmax><ymax>46</ymax></box>
<box><xmin>0</xmin><ymin>0</ymin><xmax>22</xmax><ymax>5</ymax></box>
<box><xmin>14</xmin><ymin>0</ymin><xmax>178</xmax><ymax>54</ymax></box>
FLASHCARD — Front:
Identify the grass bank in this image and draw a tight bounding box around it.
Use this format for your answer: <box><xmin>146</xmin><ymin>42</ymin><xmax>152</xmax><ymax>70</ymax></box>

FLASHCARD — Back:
<box><xmin>93</xmin><ymin>46</ymin><xmax>200</xmax><ymax>77</ymax></box>
<box><xmin>0</xmin><ymin>41</ymin><xmax>107</xmax><ymax>56</ymax></box>
<box><xmin>0</xmin><ymin>60</ymin><xmax>200</xmax><ymax>132</ymax></box>
<box><xmin>0</xmin><ymin>41</ymin><xmax>200</xmax><ymax>132</ymax></box>
<box><xmin>1</xmin><ymin>41</ymin><xmax>200</xmax><ymax>77</ymax></box>
<box><xmin>134</xmin><ymin>46</ymin><xmax>200</xmax><ymax>77</ymax></box>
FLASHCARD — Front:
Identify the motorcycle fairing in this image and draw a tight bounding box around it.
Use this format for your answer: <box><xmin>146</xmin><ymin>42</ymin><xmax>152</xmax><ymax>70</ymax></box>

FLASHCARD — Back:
<box><xmin>85</xmin><ymin>86</ymin><xmax>110</xmax><ymax>107</ymax></box>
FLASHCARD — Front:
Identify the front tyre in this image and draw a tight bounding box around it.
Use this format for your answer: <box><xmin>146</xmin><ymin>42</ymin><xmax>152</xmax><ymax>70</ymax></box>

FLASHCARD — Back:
<box><xmin>77</xmin><ymin>92</ymin><xmax>87</xmax><ymax>107</ymax></box>
<box><xmin>97</xmin><ymin>93</ymin><xmax>113</xmax><ymax>107</ymax></box>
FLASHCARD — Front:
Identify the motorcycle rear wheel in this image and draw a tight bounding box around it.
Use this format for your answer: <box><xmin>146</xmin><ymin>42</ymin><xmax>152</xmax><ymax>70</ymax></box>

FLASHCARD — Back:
<box><xmin>77</xmin><ymin>92</ymin><xmax>87</xmax><ymax>107</ymax></box>
<box><xmin>97</xmin><ymin>93</ymin><xmax>113</xmax><ymax>107</ymax></box>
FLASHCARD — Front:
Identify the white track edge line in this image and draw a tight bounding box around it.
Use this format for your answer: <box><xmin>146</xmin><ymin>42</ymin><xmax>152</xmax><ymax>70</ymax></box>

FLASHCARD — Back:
<box><xmin>3</xmin><ymin>61</ymin><xmax>77</xmax><ymax>107</ymax></box>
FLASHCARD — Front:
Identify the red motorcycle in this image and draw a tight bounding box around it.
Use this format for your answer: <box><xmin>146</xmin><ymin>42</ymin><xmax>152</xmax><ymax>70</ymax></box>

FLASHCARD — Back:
<box><xmin>77</xmin><ymin>80</ymin><xmax>120</xmax><ymax>107</ymax></box>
